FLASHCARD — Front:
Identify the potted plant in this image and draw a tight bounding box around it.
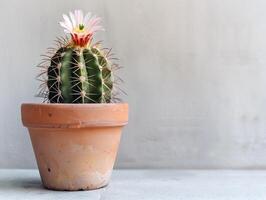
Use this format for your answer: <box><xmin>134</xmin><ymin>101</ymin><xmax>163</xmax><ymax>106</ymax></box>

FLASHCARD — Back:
<box><xmin>21</xmin><ymin>10</ymin><xmax>128</xmax><ymax>191</ymax></box>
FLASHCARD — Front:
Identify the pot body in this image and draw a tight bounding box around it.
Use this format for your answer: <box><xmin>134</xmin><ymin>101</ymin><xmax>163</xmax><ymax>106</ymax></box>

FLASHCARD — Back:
<box><xmin>21</xmin><ymin>103</ymin><xmax>128</xmax><ymax>191</ymax></box>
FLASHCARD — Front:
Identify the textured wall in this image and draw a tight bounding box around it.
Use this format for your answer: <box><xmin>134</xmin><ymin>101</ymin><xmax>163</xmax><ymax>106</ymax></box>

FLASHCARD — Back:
<box><xmin>1</xmin><ymin>0</ymin><xmax>266</xmax><ymax>169</ymax></box>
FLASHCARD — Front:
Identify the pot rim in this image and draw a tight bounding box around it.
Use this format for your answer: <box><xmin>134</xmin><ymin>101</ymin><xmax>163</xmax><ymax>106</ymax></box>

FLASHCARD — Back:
<box><xmin>21</xmin><ymin>103</ymin><xmax>128</xmax><ymax>129</ymax></box>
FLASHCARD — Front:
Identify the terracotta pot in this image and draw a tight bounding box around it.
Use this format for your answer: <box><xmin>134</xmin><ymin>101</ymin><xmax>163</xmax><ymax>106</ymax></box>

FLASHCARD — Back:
<box><xmin>21</xmin><ymin>103</ymin><xmax>128</xmax><ymax>191</ymax></box>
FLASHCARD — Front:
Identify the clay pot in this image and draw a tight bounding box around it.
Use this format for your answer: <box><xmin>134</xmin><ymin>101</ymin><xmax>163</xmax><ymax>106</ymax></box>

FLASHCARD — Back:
<box><xmin>21</xmin><ymin>103</ymin><xmax>128</xmax><ymax>191</ymax></box>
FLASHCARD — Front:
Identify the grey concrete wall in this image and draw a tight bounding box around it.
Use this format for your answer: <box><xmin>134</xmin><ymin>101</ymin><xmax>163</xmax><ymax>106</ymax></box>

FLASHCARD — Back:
<box><xmin>1</xmin><ymin>0</ymin><xmax>266</xmax><ymax>169</ymax></box>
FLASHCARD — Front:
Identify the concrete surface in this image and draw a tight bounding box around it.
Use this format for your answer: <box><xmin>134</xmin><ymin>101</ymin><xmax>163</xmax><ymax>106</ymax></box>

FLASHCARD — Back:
<box><xmin>1</xmin><ymin>0</ymin><xmax>266</xmax><ymax>169</ymax></box>
<box><xmin>0</xmin><ymin>169</ymin><xmax>266</xmax><ymax>200</ymax></box>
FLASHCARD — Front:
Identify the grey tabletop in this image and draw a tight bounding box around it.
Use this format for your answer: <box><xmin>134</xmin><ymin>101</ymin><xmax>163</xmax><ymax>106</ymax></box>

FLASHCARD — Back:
<box><xmin>0</xmin><ymin>169</ymin><xmax>266</xmax><ymax>200</ymax></box>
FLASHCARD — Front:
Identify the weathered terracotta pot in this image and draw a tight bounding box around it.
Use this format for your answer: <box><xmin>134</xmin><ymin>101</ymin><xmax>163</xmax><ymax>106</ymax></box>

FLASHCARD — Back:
<box><xmin>21</xmin><ymin>103</ymin><xmax>128</xmax><ymax>191</ymax></box>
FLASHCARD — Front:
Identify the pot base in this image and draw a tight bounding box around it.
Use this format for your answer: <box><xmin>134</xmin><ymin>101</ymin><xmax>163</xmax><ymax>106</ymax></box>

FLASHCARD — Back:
<box><xmin>29</xmin><ymin>126</ymin><xmax>120</xmax><ymax>191</ymax></box>
<box><xmin>43</xmin><ymin>183</ymin><xmax>109</xmax><ymax>191</ymax></box>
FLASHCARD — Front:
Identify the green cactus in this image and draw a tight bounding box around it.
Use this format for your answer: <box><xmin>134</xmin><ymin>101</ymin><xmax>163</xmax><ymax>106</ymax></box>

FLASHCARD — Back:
<box><xmin>47</xmin><ymin>45</ymin><xmax>113</xmax><ymax>103</ymax></box>
<box><xmin>37</xmin><ymin>10</ymin><xmax>122</xmax><ymax>104</ymax></box>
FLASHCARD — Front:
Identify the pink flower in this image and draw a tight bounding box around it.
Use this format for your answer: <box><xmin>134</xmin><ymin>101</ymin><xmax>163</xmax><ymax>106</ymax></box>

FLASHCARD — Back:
<box><xmin>60</xmin><ymin>10</ymin><xmax>103</xmax><ymax>47</ymax></box>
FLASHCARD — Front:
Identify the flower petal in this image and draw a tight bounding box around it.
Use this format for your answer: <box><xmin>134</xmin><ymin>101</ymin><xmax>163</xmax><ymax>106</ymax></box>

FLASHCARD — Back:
<box><xmin>74</xmin><ymin>10</ymin><xmax>83</xmax><ymax>25</ymax></box>
<box><xmin>59</xmin><ymin>21</ymin><xmax>72</xmax><ymax>32</ymax></box>
<box><xmin>90</xmin><ymin>25</ymin><xmax>104</xmax><ymax>33</ymax></box>
<box><xmin>83</xmin><ymin>12</ymin><xmax>92</xmax><ymax>26</ymax></box>
<box><xmin>69</xmin><ymin>11</ymin><xmax>76</xmax><ymax>28</ymax></box>
<box><xmin>87</xmin><ymin>16</ymin><xmax>101</xmax><ymax>28</ymax></box>
<box><xmin>79</xmin><ymin>10</ymin><xmax>84</xmax><ymax>24</ymax></box>
<box><xmin>63</xmin><ymin>14</ymin><xmax>73</xmax><ymax>30</ymax></box>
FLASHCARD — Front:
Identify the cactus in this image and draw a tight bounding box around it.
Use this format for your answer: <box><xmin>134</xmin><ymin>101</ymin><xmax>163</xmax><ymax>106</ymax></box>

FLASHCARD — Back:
<box><xmin>47</xmin><ymin>45</ymin><xmax>113</xmax><ymax>103</ymax></box>
<box><xmin>37</xmin><ymin>10</ymin><xmax>121</xmax><ymax>103</ymax></box>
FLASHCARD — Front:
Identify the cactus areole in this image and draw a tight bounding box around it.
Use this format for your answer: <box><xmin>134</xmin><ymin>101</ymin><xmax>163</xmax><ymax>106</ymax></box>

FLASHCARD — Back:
<box><xmin>38</xmin><ymin>10</ymin><xmax>122</xmax><ymax>103</ymax></box>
